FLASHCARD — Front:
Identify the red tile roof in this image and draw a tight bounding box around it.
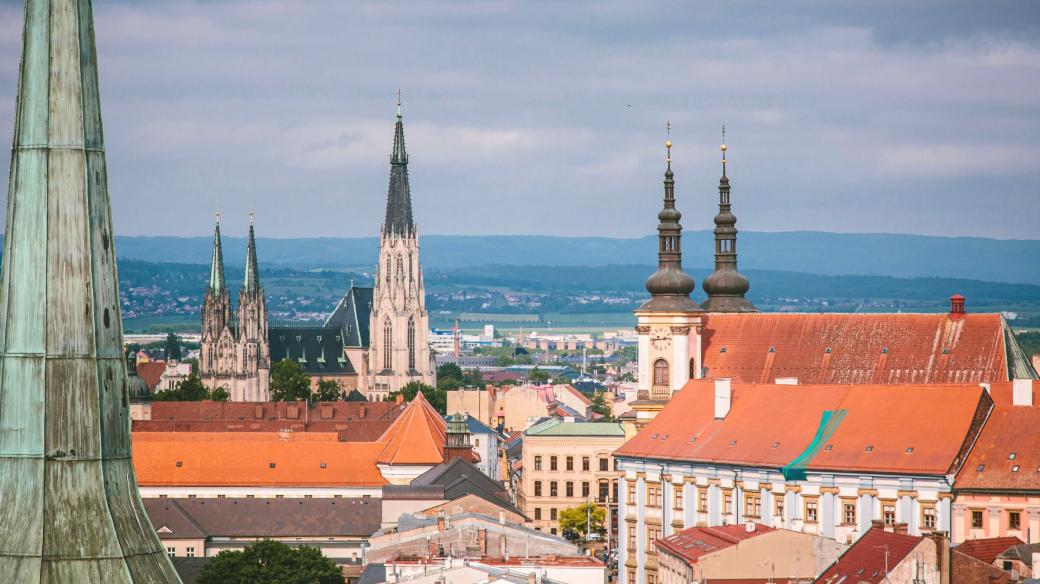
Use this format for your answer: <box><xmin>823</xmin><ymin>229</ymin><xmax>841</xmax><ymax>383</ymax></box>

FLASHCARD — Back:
<box><xmin>955</xmin><ymin>381</ymin><xmax>1040</xmax><ymax>491</ymax></box>
<box><xmin>954</xmin><ymin>536</ymin><xmax>1024</xmax><ymax>565</ymax></box>
<box><xmin>137</xmin><ymin>361</ymin><xmax>166</xmax><ymax>390</ymax></box>
<box><xmin>815</xmin><ymin>527</ymin><xmax>924</xmax><ymax>584</ymax></box>
<box><xmin>614</xmin><ymin>380</ymin><xmax>990</xmax><ymax>476</ymax></box>
<box><xmin>655</xmin><ymin>523</ymin><xmax>775</xmax><ymax>564</ymax></box>
<box><xmin>132</xmin><ymin>432</ymin><xmax>387</xmax><ymax>487</ymax></box>
<box><xmin>133</xmin><ymin>400</ymin><xmax>402</xmax><ymax>436</ymax></box>
<box><xmin>700</xmin><ymin>313</ymin><xmax>1014</xmax><ymax>385</ymax></box>
<box><xmin>376</xmin><ymin>392</ymin><xmax>448</xmax><ymax>465</ymax></box>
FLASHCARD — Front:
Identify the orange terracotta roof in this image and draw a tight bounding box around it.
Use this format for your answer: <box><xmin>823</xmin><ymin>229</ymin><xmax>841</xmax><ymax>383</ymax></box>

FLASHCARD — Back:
<box><xmin>133</xmin><ymin>400</ymin><xmax>402</xmax><ymax>437</ymax></box>
<box><xmin>137</xmin><ymin>361</ymin><xmax>166</xmax><ymax>390</ymax></box>
<box><xmin>376</xmin><ymin>392</ymin><xmax>448</xmax><ymax>466</ymax></box>
<box><xmin>816</xmin><ymin>527</ymin><xmax>924</xmax><ymax>584</ymax></box>
<box><xmin>955</xmin><ymin>381</ymin><xmax>1040</xmax><ymax>491</ymax></box>
<box><xmin>615</xmin><ymin>380</ymin><xmax>990</xmax><ymax>476</ymax></box>
<box><xmin>560</xmin><ymin>384</ymin><xmax>593</xmax><ymax>406</ymax></box>
<box><xmin>700</xmin><ymin>313</ymin><xmax>1012</xmax><ymax>385</ymax></box>
<box><xmin>132</xmin><ymin>432</ymin><xmax>387</xmax><ymax>487</ymax></box>
<box><xmin>656</xmin><ymin>523</ymin><xmax>775</xmax><ymax>564</ymax></box>
<box><xmin>954</xmin><ymin>536</ymin><xmax>1025</xmax><ymax>565</ymax></box>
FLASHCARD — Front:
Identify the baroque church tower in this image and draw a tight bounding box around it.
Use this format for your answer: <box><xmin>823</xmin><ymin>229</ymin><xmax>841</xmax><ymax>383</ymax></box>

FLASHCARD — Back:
<box><xmin>368</xmin><ymin>99</ymin><xmax>435</xmax><ymax>399</ymax></box>
<box><xmin>200</xmin><ymin>214</ymin><xmax>271</xmax><ymax>400</ymax></box>
<box><xmin>631</xmin><ymin>132</ymin><xmax>704</xmax><ymax>427</ymax></box>
<box><xmin>702</xmin><ymin>128</ymin><xmax>756</xmax><ymax>312</ymax></box>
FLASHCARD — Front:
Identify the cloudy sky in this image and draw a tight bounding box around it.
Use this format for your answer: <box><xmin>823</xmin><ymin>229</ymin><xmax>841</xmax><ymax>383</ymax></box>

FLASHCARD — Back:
<box><xmin>0</xmin><ymin>0</ymin><xmax>1037</xmax><ymax>239</ymax></box>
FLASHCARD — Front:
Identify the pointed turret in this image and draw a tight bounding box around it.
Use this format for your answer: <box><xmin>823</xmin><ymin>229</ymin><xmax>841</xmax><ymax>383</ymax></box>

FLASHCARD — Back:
<box><xmin>640</xmin><ymin>133</ymin><xmax>700</xmax><ymax>312</ymax></box>
<box><xmin>0</xmin><ymin>1</ymin><xmax>180</xmax><ymax>580</ymax></box>
<box><xmin>702</xmin><ymin>127</ymin><xmax>757</xmax><ymax>312</ymax></box>
<box><xmin>243</xmin><ymin>211</ymin><xmax>261</xmax><ymax>294</ymax></box>
<box><xmin>209</xmin><ymin>212</ymin><xmax>227</xmax><ymax>292</ymax></box>
<box><xmin>383</xmin><ymin>92</ymin><xmax>415</xmax><ymax>237</ymax></box>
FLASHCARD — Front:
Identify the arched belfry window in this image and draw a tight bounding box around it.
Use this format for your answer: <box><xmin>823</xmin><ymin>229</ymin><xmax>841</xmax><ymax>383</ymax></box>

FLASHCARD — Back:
<box><xmin>383</xmin><ymin>319</ymin><xmax>393</xmax><ymax>371</ymax></box>
<box><xmin>689</xmin><ymin>358</ymin><xmax>697</xmax><ymax>379</ymax></box>
<box><xmin>407</xmin><ymin>317</ymin><xmax>416</xmax><ymax>371</ymax></box>
<box><xmin>653</xmin><ymin>359</ymin><xmax>669</xmax><ymax>386</ymax></box>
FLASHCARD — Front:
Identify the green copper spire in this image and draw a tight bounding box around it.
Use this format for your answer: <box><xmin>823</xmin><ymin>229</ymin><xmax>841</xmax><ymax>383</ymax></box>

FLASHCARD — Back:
<box><xmin>384</xmin><ymin>92</ymin><xmax>414</xmax><ymax>237</ymax></box>
<box><xmin>0</xmin><ymin>1</ymin><xmax>181</xmax><ymax>581</ymax></box>
<box><xmin>209</xmin><ymin>212</ymin><xmax>226</xmax><ymax>292</ymax></box>
<box><xmin>243</xmin><ymin>211</ymin><xmax>261</xmax><ymax>294</ymax></box>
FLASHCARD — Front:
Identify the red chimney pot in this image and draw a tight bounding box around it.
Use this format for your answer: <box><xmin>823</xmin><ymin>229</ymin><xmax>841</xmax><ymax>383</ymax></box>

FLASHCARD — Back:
<box><xmin>949</xmin><ymin>294</ymin><xmax>965</xmax><ymax>319</ymax></box>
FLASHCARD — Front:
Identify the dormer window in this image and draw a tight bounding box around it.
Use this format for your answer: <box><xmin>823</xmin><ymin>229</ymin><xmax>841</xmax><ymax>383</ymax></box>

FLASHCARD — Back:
<box><xmin>977</xmin><ymin>464</ymin><xmax>985</xmax><ymax>472</ymax></box>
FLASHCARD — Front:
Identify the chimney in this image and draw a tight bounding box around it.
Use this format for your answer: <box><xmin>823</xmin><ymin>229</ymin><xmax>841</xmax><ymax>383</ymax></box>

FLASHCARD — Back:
<box><xmin>871</xmin><ymin>519</ymin><xmax>885</xmax><ymax>531</ymax></box>
<box><xmin>745</xmin><ymin>522</ymin><xmax>756</xmax><ymax>533</ymax></box>
<box><xmin>396</xmin><ymin>394</ymin><xmax>405</xmax><ymax>405</ymax></box>
<box><xmin>436</xmin><ymin>509</ymin><xmax>446</xmax><ymax>532</ymax></box>
<box><xmin>927</xmin><ymin>531</ymin><xmax>950</xmax><ymax>584</ymax></box>
<box><xmin>949</xmin><ymin>294</ymin><xmax>966</xmax><ymax>320</ymax></box>
<box><xmin>894</xmin><ymin>522</ymin><xmax>908</xmax><ymax>535</ymax></box>
<box><xmin>714</xmin><ymin>378</ymin><xmax>732</xmax><ymax>419</ymax></box>
<box><xmin>1012</xmin><ymin>379</ymin><xmax>1033</xmax><ymax>407</ymax></box>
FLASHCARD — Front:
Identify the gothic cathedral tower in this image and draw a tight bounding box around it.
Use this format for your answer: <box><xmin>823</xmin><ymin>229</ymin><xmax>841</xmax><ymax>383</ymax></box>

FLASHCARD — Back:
<box><xmin>631</xmin><ymin>133</ymin><xmax>703</xmax><ymax>429</ymax></box>
<box><xmin>368</xmin><ymin>99</ymin><xmax>435</xmax><ymax>399</ymax></box>
<box><xmin>236</xmin><ymin>214</ymin><xmax>271</xmax><ymax>400</ymax></box>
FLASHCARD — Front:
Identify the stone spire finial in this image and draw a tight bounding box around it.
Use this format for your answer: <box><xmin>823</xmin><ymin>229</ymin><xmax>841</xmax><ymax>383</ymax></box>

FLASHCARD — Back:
<box><xmin>243</xmin><ymin>213</ymin><xmax>261</xmax><ymax>294</ymax></box>
<box><xmin>0</xmin><ymin>0</ymin><xmax>180</xmax><ymax>580</ymax></box>
<box><xmin>210</xmin><ymin>213</ymin><xmax>227</xmax><ymax>292</ymax></box>
<box><xmin>702</xmin><ymin>127</ymin><xmax>757</xmax><ymax>312</ymax></box>
<box><xmin>640</xmin><ymin>126</ymin><xmax>699</xmax><ymax>313</ymax></box>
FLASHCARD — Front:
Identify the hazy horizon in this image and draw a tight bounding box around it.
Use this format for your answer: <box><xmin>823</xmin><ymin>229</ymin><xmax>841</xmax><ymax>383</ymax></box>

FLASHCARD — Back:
<box><xmin>1</xmin><ymin>0</ymin><xmax>1038</xmax><ymax>239</ymax></box>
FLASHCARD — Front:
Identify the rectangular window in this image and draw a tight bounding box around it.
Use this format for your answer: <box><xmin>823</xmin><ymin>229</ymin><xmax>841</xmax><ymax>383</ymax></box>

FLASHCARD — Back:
<box><xmin>724</xmin><ymin>491</ymin><xmax>733</xmax><ymax>514</ymax></box>
<box><xmin>535</xmin><ymin>508</ymin><xmax>541</xmax><ymax>520</ymax></box>
<box><xmin>627</xmin><ymin>482</ymin><xmax>636</xmax><ymax>504</ymax></box>
<box><xmin>971</xmin><ymin>510</ymin><xmax>983</xmax><ymax>529</ymax></box>
<box><xmin>550</xmin><ymin>481</ymin><xmax>558</xmax><ymax>497</ymax></box>
<box><xmin>599</xmin><ymin>481</ymin><xmax>609</xmax><ymax>502</ymax></box>
<box><xmin>646</xmin><ymin>527</ymin><xmax>661</xmax><ymax>556</ymax></box>
<box><xmin>186</xmin><ymin>547</ymin><xmax>195</xmax><ymax>558</ymax></box>
<box><xmin>599</xmin><ymin>458</ymin><xmax>609</xmax><ymax>471</ymax></box>
<box><xmin>627</xmin><ymin>526</ymin><xmax>637</xmax><ymax>552</ymax></box>
<box><xmin>923</xmin><ymin>506</ymin><xmax>937</xmax><ymax>530</ymax></box>
<box><xmin>883</xmin><ymin>504</ymin><xmax>896</xmax><ymax>526</ymax></box>
<box><xmin>745</xmin><ymin>494</ymin><xmax>761</xmax><ymax>518</ymax></box>
<box><xmin>566</xmin><ymin>482</ymin><xmax>574</xmax><ymax>497</ymax></box>
<box><xmin>550</xmin><ymin>456</ymin><xmax>558</xmax><ymax>471</ymax></box>
<box><xmin>534</xmin><ymin>456</ymin><xmax>542</xmax><ymax>471</ymax></box>
<box><xmin>582</xmin><ymin>482</ymin><xmax>590</xmax><ymax>498</ymax></box>
<box><xmin>550</xmin><ymin>508</ymin><xmax>558</xmax><ymax>520</ymax></box>
<box><xmin>805</xmin><ymin>500</ymin><xmax>819</xmax><ymax>523</ymax></box>
<box><xmin>166</xmin><ymin>547</ymin><xmax>176</xmax><ymax>558</ymax></box>
<box><xmin>1009</xmin><ymin>510</ymin><xmax>1021</xmax><ymax>530</ymax></box>
<box><xmin>647</xmin><ymin>485</ymin><xmax>661</xmax><ymax>508</ymax></box>
<box><xmin>775</xmin><ymin>496</ymin><xmax>785</xmax><ymax>520</ymax></box>
<box><xmin>698</xmin><ymin>491</ymin><xmax>708</xmax><ymax>512</ymax></box>
<box><xmin>843</xmin><ymin>502</ymin><xmax>856</xmax><ymax>526</ymax></box>
<box><xmin>534</xmin><ymin>481</ymin><xmax>542</xmax><ymax>497</ymax></box>
<box><xmin>582</xmin><ymin>457</ymin><xmax>590</xmax><ymax>471</ymax></box>
<box><xmin>566</xmin><ymin>456</ymin><xmax>574</xmax><ymax>471</ymax></box>
<box><xmin>674</xmin><ymin>488</ymin><xmax>684</xmax><ymax>511</ymax></box>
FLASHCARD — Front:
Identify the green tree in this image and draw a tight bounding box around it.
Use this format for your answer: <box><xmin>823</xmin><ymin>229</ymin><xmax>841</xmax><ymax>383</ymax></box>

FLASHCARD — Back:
<box><xmin>196</xmin><ymin>539</ymin><xmax>342</xmax><ymax>584</ymax></box>
<box><xmin>558</xmin><ymin>502</ymin><xmax>606</xmax><ymax>541</ymax></box>
<box><xmin>437</xmin><ymin>362</ymin><xmax>463</xmax><ymax>383</ymax></box>
<box><xmin>590</xmin><ymin>391</ymin><xmax>614</xmax><ymax>421</ymax></box>
<box><xmin>152</xmin><ymin>373</ymin><xmax>225</xmax><ymax>402</ymax></box>
<box><xmin>210</xmin><ymin>386</ymin><xmax>230</xmax><ymax>401</ymax></box>
<box><xmin>165</xmin><ymin>332</ymin><xmax>182</xmax><ymax>361</ymax></box>
<box><xmin>270</xmin><ymin>359</ymin><xmax>312</xmax><ymax>402</ymax></box>
<box><xmin>389</xmin><ymin>381</ymin><xmax>446</xmax><ymax>414</ymax></box>
<box><xmin>527</xmin><ymin>367</ymin><xmax>550</xmax><ymax>383</ymax></box>
<box><xmin>616</xmin><ymin>371</ymin><xmax>636</xmax><ymax>383</ymax></box>
<box><xmin>315</xmin><ymin>379</ymin><xmax>343</xmax><ymax>402</ymax></box>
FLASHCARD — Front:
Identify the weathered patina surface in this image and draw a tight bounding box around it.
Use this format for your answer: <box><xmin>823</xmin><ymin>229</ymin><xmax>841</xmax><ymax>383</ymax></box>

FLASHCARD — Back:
<box><xmin>0</xmin><ymin>1</ymin><xmax>181</xmax><ymax>581</ymax></box>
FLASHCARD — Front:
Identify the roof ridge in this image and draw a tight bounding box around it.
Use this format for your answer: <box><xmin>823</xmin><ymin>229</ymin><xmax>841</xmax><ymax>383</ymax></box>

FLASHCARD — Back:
<box><xmin>169</xmin><ymin>498</ymin><xmax>209</xmax><ymax>537</ymax></box>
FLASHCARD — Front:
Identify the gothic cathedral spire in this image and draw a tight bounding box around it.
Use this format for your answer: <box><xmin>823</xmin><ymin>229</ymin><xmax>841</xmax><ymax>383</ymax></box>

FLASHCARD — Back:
<box><xmin>210</xmin><ymin>212</ymin><xmax>227</xmax><ymax>292</ymax></box>
<box><xmin>384</xmin><ymin>91</ymin><xmax>415</xmax><ymax>237</ymax></box>
<box><xmin>243</xmin><ymin>211</ymin><xmax>261</xmax><ymax>294</ymax></box>
<box><xmin>702</xmin><ymin>127</ymin><xmax>757</xmax><ymax>312</ymax></box>
<box><xmin>0</xmin><ymin>0</ymin><xmax>180</xmax><ymax>579</ymax></box>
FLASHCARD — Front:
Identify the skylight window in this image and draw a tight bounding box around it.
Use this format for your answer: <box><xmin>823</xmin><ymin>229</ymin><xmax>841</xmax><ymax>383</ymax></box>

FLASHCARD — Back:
<box><xmin>1009</xmin><ymin>453</ymin><xmax>1017</xmax><ymax>460</ymax></box>
<box><xmin>772</xmin><ymin>442</ymin><xmax>780</xmax><ymax>448</ymax></box>
<box><xmin>1012</xmin><ymin>465</ymin><xmax>1020</xmax><ymax>472</ymax></box>
<box><xmin>865</xmin><ymin>445</ymin><xmax>874</xmax><ymax>452</ymax></box>
<box><xmin>769</xmin><ymin>347</ymin><xmax>776</xmax><ymax>353</ymax></box>
<box><xmin>720</xmin><ymin>347</ymin><xmax>727</xmax><ymax>353</ymax></box>
<box><xmin>977</xmin><ymin>464</ymin><xmax>985</xmax><ymax>472</ymax></box>
<box><xmin>825</xmin><ymin>444</ymin><xmax>833</xmax><ymax>451</ymax></box>
<box><xmin>689</xmin><ymin>436</ymin><xmax>697</xmax><ymax>443</ymax></box>
<box><xmin>651</xmin><ymin>433</ymin><xmax>659</xmax><ymax>440</ymax></box>
<box><xmin>729</xmin><ymin>440</ymin><xmax>737</xmax><ymax>446</ymax></box>
<box><xmin>175</xmin><ymin>461</ymin><xmax>182</xmax><ymax>467</ymax></box>
<box><xmin>269</xmin><ymin>463</ymin><xmax>276</xmax><ymax>469</ymax></box>
<box><xmin>825</xmin><ymin>347</ymin><xmax>832</xmax><ymax>353</ymax></box>
<box><xmin>906</xmin><ymin>447</ymin><xmax>914</xmax><ymax>453</ymax></box>
<box><xmin>881</xmin><ymin>348</ymin><xmax>889</xmax><ymax>354</ymax></box>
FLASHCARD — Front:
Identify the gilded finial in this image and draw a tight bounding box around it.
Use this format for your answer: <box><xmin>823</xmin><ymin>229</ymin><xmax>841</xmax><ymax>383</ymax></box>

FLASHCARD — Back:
<box><xmin>665</xmin><ymin>121</ymin><xmax>672</xmax><ymax>164</ymax></box>
<box><xmin>721</xmin><ymin>124</ymin><xmax>727</xmax><ymax>176</ymax></box>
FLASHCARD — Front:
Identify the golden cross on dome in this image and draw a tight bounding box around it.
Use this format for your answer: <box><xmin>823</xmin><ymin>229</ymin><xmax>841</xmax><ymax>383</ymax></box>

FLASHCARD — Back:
<box><xmin>665</xmin><ymin>120</ymin><xmax>672</xmax><ymax>162</ymax></box>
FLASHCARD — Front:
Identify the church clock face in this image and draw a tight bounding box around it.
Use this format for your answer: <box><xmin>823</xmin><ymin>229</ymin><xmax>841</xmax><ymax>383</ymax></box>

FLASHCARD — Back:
<box><xmin>650</xmin><ymin>327</ymin><xmax>671</xmax><ymax>351</ymax></box>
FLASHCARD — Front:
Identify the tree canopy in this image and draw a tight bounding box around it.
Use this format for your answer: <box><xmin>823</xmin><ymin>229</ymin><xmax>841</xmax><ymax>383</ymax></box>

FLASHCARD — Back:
<box><xmin>389</xmin><ymin>380</ymin><xmax>445</xmax><ymax>413</ymax></box>
<box><xmin>165</xmin><ymin>332</ymin><xmax>182</xmax><ymax>360</ymax></box>
<box><xmin>558</xmin><ymin>502</ymin><xmax>606</xmax><ymax>541</ymax></box>
<box><xmin>196</xmin><ymin>539</ymin><xmax>343</xmax><ymax>584</ymax></box>
<box><xmin>152</xmin><ymin>373</ymin><xmax>229</xmax><ymax>402</ymax></box>
<box><xmin>590</xmin><ymin>391</ymin><xmax>614</xmax><ymax>421</ymax></box>
<box><xmin>527</xmin><ymin>367</ymin><xmax>551</xmax><ymax>383</ymax></box>
<box><xmin>315</xmin><ymin>379</ymin><xmax>343</xmax><ymax>402</ymax></box>
<box><xmin>270</xmin><ymin>359</ymin><xmax>312</xmax><ymax>402</ymax></box>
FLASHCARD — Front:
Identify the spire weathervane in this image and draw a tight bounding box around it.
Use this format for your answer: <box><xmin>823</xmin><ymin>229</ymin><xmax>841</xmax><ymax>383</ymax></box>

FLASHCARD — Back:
<box><xmin>721</xmin><ymin>124</ymin><xmax>728</xmax><ymax>176</ymax></box>
<box><xmin>665</xmin><ymin>121</ymin><xmax>672</xmax><ymax>165</ymax></box>
<box><xmin>396</xmin><ymin>88</ymin><xmax>402</xmax><ymax>117</ymax></box>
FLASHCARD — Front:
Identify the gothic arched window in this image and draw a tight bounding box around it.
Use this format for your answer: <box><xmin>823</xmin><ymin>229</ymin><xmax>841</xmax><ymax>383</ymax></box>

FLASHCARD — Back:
<box><xmin>653</xmin><ymin>359</ymin><xmax>669</xmax><ymax>386</ymax></box>
<box><xmin>396</xmin><ymin>256</ymin><xmax>404</xmax><ymax>281</ymax></box>
<box><xmin>385</xmin><ymin>257</ymin><xmax>391</xmax><ymax>284</ymax></box>
<box><xmin>407</xmin><ymin>317</ymin><xmax>416</xmax><ymax>371</ymax></box>
<box><xmin>383</xmin><ymin>319</ymin><xmax>393</xmax><ymax>371</ymax></box>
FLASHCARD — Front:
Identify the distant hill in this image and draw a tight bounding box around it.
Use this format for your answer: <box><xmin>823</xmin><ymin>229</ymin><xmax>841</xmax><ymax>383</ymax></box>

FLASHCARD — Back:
<box><xmin>109</xmin><ymin>231</ymin><xmax>1040</xmax><ymax>285</ymax></box>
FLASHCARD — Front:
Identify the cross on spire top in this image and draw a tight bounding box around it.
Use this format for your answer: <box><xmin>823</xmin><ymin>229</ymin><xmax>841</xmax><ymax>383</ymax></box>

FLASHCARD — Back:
<box><xmin>395</xmin><ymin>88</ymin><xmax>402</xmax><ymax>117</ymax></box>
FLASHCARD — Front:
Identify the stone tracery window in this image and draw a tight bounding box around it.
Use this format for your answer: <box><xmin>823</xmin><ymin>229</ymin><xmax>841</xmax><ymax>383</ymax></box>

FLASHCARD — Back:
<box><xmin>383</xmin><ymin>319</ymin><xmax>392</xmax><ymax>371</ymax></box>
<box><xmin>407</xmin><ymin>317</ymin><xmax>416</xmax><ymax>370</ymax></box>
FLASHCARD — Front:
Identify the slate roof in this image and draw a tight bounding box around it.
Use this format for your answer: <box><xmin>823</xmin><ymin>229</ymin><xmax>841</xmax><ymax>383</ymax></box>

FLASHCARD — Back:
<box><xmin>145</xmin><ymin>497</ymin><xmax>381</xmax><ymax>539</ymax></box>
<box><xmin>699</xmin><ymin>312</ymin><xmax>1035</xmax><ymax>385</ymax></box>
<box><xmin>614</xmin><ymin>380</ymin><xmax>990</xmax><ymax>476</ymax></box>
<box><xmin>376</xmin><ymin>392</ymin><xmax>448</xmax><ymax>465</ymax></box>
<box><xmin>171</xmin><ymin>558</ymin><xmax>208</xmax><ymax>584</ymax></box>
<box><xmin>955</xmin><ymin>381</ymin><xmax>1040</xmax><ymax>492</ymax></box>
<box><xmin>409</xmin><ymin>457</ymin><xmax>517</xmax><ymax>512</ymax></box>
<box><xmin>998</xmin><ymin>543</ymin><xmax>1040</xmax><ymax>564</ymax></box>
<box><xmin>815</xmin><ymin>527</ymin><xmax>924</xmax><ymax>584</ymax></box>
<box><xmin>955</xmin><ymin>536</ymin><xmax>1024</xmax><ymax>565</ymax></box>
<box><xmin>269</xmin><ymin>326</ymin><xmax>355</xmax><ymax>375</ymax></box>
<box><xmin>384</xmin><ymin>109</ymin><xmax>414</xmax><ymax>236</ymax></box>
<box><xmin>132</xmin><ymin>432</ymin><xmax>388</xmax><ymax>487</ymax></box>
<box><xmin>325</xmin><ymin>285</ymin><xmax>374</xmax><ymax>348</ymax></box>
<box><xmin>655</xmin><ymin>523</ymin><xmax>775</xmax><ymax>564</ymax></box>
